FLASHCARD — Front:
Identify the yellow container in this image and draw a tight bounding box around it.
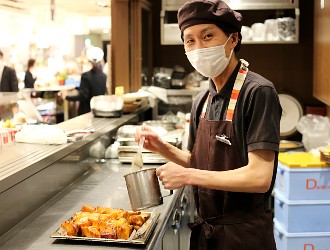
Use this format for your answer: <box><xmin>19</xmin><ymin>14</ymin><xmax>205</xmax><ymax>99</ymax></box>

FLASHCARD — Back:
<box><xmin>278</xmin><ymin>152</ymin><xmax>328</xmax><ymax>168</ymax></box>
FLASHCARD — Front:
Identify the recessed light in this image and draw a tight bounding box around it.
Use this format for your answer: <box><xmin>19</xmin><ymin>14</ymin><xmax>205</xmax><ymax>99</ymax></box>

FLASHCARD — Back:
<box><xmin>96</xmin><ymin>1</ymin><xmax>108</xmax><ymax>8</ymax></box>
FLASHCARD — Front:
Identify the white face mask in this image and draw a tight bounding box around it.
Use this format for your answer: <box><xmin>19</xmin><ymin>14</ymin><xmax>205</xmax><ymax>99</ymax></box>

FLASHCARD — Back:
<box><xmin>185</xmin><ymin>35</ymin><xmax>233</xmax><ymax>78</ymax></box>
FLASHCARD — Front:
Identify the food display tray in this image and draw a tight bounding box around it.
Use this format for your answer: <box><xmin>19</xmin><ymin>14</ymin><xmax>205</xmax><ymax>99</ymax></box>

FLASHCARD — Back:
<box><xmin>51</xmin><ymin>212</ymin><xmax>160</xmax><ymax>245</ymax></box>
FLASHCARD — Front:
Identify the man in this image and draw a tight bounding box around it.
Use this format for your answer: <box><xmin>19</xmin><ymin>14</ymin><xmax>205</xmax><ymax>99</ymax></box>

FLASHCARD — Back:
<box><xmin>0</xmin><ymin>50</ymin><xmax>19</xmax><ymax>92</ymax></box>
<box><xmin>65</xmin><ymin>47</ymin><xmax>107</xmax><ymax>115</ymax></box>
<box><xmin>135</xmin><ymin>0</ymin><xmax>281</xmax><ymax>249</ymax></box>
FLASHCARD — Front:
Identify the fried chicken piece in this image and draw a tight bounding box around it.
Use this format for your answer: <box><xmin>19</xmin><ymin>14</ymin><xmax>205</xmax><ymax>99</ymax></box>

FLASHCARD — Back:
<box><xmin>81</xmin><ymin>205</ymin><xmax>96</xmax><ymax>213</ymax></box>
<box><xmin>72</xmin><ymin>211</ymin><xmax>89</xmax><ymax>222</ymax></box>
<box><xmin>99</xmin><ymin>213</ymin><xmax>114</xmax><ymax>221</ymax></box>
<box><xmin>74</xmin><ymin>216</ymin><xmax>92</xmax><ymax>228</ymax></box>
<box><xmin>117</xmin><ymin>210</ymin><xmax>128</xmax><ymax>220</ymax></box>
<box><xmin>105</xmin><ymin>209</ymin><xmax>127</xmax><ymax>220</ymax></box>
<box><xmin>81</xmin><ymin>226</ymin><xmax>101</xmax><ymax>238</ymax></box>
<box><xmin>128</xmin><ymin>215</ymin><xmax>145</xmax><ymax>227</ymax></box>
<box><xmin>140</xmin><ymin>212</ymin><xmax>151</xmax><ymax>221</ymax></box>
<box><xmin>116</xmin><ymin>218</ymin><xmax>133</xmax><ymax>240</ymax></box>
<box><xmin>96</xmin><ymin>206</ymin><xmax>113</xmax><ymax>214</ymax></box>
<box><xmin>127</xmin><ymin>211</ymin><xmax>141</xmax><ymax>216</ymax></box>
<box><xmin>87</xmin><ymin>212</ymin><xmax>100</xmax><ymax>227</ymax></box>
<box><xmin>61</xmin><ymin>221</ymin><xmax>78</xmax><ymax>236</ymax></box>
<box><xmin>100</xmin><ymin>221</ymin><xmax>117</xmax><ymax>239</ymax></box>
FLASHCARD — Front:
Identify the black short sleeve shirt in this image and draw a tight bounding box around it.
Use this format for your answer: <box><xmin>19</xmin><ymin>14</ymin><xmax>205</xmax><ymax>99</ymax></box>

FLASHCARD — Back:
<box><xmin>187</xmin><ymin>62</ymin><xmax>282</xmax><ymax>166</ymax></box>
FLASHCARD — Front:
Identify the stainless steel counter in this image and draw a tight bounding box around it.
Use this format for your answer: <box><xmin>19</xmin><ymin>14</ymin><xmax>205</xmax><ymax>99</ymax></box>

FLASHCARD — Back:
<box><xmin>0</xmin><ymin>108</ymin><xmax>151</xmax><ymax>239</ymax></box>
<box><xmin>0</xmin><ymin>107</ymin><xmax>194</xmax><ymax>249</ymax></box>
<box><xmin>0</xmin><ymin>109</ymin><xmax>150</xmax><ymax>194</ymax></box>
<box><xmin>0</xmin><ymin>159</ymin><xmax>184</xmax><ymax>250</ymax></box>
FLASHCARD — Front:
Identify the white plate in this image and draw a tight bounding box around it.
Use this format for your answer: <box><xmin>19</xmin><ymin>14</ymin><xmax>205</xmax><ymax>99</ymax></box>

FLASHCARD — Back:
<box><xmin>278</xmin><ymin>94</ymin><xmax>303</xmax><ymax>137</ymax></box>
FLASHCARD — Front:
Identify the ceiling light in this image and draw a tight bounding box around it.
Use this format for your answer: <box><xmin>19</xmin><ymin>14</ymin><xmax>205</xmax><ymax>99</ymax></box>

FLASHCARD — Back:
<box><xmin>96</xmin><ymin>1</ymin><xmax>108</xmax><ymax>8</ymax></box>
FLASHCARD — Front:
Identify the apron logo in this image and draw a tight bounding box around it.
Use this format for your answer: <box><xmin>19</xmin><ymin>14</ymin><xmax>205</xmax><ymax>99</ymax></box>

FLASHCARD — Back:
<box><xmin>216</xmin><ymin>134</ymin><xmax>231</xmax><ymax>145</ymax></box>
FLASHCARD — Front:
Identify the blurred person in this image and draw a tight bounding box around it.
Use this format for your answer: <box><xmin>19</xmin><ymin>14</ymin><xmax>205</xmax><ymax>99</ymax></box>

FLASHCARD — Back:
<box><xmin>65</xmin><ymin>47</ymin><xmax>107</xmax><ymax>115</ymax></box>
<box><xmin>24</xmin><ymin>59</ymin><xmax>37</xmax><ymax>88</ymax></box>
<box><xmin>0</xmin><ymin>50</ymin><xmax>19</xmax><ymax>92</ymax></box>
<box><xmin>135</xmin><ymin>1</ymin><xmax>282</xmax><ymax>249</ymax></box>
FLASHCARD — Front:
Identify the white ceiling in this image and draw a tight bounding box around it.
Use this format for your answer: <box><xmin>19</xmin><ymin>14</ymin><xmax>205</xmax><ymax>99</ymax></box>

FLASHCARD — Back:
<box><xmin>0</xmin><ymin>0</ymin><xmax>111</xmax><ymax>16</ymax></box>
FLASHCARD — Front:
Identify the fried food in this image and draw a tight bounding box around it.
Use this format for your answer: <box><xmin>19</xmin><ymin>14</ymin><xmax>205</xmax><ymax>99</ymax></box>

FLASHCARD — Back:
<box><xmin>60</xmin><ymin>205</ymin><xmax>150</xmax><ymax>240</ymax></box>
<box><xmin>81</xmin><ymin>226</ymin><xmax>101</xmax><ymax>238</ymax></box>
<box><xmin>61</xmin><ymin>221</ymin><xmax>78</xmax><ymax>236</ymax></box>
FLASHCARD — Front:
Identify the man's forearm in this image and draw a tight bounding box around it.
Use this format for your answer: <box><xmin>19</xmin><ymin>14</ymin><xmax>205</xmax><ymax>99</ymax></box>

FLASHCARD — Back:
<box><xmin>158</xmin><ymin>142</ymin><xmax>191</xmax><ymax>168</ymax></box>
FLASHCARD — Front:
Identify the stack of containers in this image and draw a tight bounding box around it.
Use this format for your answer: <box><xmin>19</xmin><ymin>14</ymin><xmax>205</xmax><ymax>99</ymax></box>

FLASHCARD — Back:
<box><xmin>274</xmin><ymin>152</ymin><xmax>330</xmax><ymax>250</ymax></box>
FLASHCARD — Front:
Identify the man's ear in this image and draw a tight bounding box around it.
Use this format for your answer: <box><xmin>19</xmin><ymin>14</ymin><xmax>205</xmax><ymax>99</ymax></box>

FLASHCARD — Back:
<box><xmin>231</xmin><ymin>32</ymin><xmax>239</xmax><ymax>48</ymax></box>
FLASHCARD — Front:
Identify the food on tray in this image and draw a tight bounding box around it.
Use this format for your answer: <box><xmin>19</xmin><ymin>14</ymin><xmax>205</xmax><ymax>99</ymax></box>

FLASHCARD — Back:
<box><xmin>60</xmin><ymin>205</ymin><xmax>151</xmax><ymax>240</ymax></box>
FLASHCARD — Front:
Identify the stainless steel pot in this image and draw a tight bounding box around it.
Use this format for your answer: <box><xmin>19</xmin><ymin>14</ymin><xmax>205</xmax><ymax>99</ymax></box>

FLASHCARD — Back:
<box><xmin>124</xmin><ymin>168</ymin><xmax>173</xmax><ymax>211</ymax></box>
<box><xmin>90</xmin><ymin>95</ymin><xmax>123</xmax><ymax>118</ymax></box>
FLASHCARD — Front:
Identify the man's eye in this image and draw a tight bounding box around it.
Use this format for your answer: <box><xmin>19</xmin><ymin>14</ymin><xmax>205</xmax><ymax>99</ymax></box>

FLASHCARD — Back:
<box><xmin>185</xmin><ymin>39</ymin><xmax>193</xmax><ymax>44</ymax></box>
<box><xmin>204</xmin><ymin>34</ymin><xmax>213</xmax><ymax>39</ymax></box>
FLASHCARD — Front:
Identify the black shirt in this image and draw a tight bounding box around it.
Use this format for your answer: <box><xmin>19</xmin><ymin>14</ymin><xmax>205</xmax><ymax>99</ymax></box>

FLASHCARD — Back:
<box><xmin>24</xmin><ymin>70</ymin><xmax>36</xmax><ymax>88</ymax></box>
<box><xmin>188</xmin><ymin>62</ymin><xmax>282</xmax><ymax>166</ymax></box>
<box><xmin>187</xmin><ymin>62</ymin><xmax>282</xmax><ymax>196</ymax></box>
<box><xmin>66</xmin><ymin>69</ymin><xmax>107</xmax><ymax>115</ymax></box>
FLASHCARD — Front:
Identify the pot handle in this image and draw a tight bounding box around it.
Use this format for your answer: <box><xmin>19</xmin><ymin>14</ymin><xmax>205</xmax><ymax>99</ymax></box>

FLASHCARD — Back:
<box><xmin>162</xmin><ymin>190</ymin><xmax>173</xmax><ymax>198</ymax></box>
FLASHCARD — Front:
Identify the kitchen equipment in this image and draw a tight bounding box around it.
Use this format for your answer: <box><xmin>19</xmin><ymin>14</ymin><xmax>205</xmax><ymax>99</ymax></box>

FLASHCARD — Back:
<box><xmin>145</xmin><ymin>120</ymin><xmax>176</xmax><ymax>131</ymax></box>
<box><xmin>171</xmin><ymin>70</ymin><xmax>186</xmax><ymax>89</ymax></box>
<box><xmin>116</xmin><ymin>123</ymin><xmax>179</xmax><ymax>164</ymax></box>
<box><xmin>152</xmin><ymin>70</ymin><xmax>172</xmax><ymax>89</ymax></box>
<box><xmin>124</xmin><ymin>168</ymin><xmax>173</xmax><ymax>211</ymax></box>
<box><xmin>90</xmin><ymin>95</ymin><xmax>123</xmax><ymax>118</ymax></box>
<box><xmin>123</xmin><ymin>92</ymin><xmax>149</xmax><ymax>113</ymax></box>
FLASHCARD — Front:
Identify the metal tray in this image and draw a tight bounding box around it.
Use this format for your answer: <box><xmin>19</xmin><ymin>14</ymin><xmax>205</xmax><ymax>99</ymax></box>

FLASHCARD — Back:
<box><xmin>51</xmin><ymin>212</ymin><xmax>160</xmax><ymax>245</ymax></box>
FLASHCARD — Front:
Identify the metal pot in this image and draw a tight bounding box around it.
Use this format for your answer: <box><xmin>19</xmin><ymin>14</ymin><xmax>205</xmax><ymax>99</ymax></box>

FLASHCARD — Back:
<box><xmin>90</xmin><ymin>95</ymin><xmax>123</xmax><ymax>118</ymax></box>
<box><xmin>124</xmin><ymin>168</ymin><xmax>173</xmax><ymax>211</ymax></box>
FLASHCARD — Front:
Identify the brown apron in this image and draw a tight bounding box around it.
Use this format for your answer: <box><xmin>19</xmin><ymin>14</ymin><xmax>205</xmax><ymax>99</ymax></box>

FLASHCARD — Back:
<box><xmin>189</xmin><ymin>61</ymin><xmax>276</xmax><ymax>250</ymax></box>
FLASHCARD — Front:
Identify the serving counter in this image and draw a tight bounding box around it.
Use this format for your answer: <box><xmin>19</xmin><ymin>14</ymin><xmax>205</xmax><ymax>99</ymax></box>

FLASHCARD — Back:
<box><xmin>0</xmin><ymin>107</ymin><xmax>194</xmax><ymax>249</ymax></box>
<box><xmin>0</xmin><ymin>159</ymin><xmax>193</xmax><ymax>250</ymax></box>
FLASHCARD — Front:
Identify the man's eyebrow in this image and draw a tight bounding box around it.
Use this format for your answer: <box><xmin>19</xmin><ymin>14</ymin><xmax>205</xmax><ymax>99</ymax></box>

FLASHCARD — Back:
<box><xmin>183</xmin><ymin>26</ymin><xmax>216</xmax><ymax>39</ymax></box>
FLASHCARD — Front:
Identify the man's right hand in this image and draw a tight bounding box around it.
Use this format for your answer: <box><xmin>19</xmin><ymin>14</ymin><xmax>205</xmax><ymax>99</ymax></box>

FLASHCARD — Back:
<box><xmin>134</xmin><ymin>124</ymin><xmax>165</xmax><ymax>154</ymax></box>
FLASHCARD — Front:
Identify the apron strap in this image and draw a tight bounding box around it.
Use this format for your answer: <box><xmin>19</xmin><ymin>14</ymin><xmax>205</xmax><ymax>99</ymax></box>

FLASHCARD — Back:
<box><xmin>225</xmin><ymin>59</ymin><xmax>249</xmax><ymax>121</ymax></box>
<box><xmin>200</xmin><ymin>59</ymin><xmax>249</xmax><ymax>121</ymax></box>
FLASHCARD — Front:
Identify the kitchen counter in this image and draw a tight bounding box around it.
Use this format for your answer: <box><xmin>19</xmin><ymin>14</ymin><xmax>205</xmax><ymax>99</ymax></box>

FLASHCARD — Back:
<box><xmin>0</xmin><ymin>107</ymin><xmax>194</xmax><ymax>249</ymax></box>
<box><xmin>0</xmin><ymin>108</ymin><xmax>152</xmax><ymax>238</ymax></box>
<box><xmin>0</xmin><ymin>108</ymin><xmax>150</xmax><ymax>194</ymax></box>
<box><xmin>0</xmin><ymin>159</ymin><xmax>186</xmax><ymax>250</ymax></box>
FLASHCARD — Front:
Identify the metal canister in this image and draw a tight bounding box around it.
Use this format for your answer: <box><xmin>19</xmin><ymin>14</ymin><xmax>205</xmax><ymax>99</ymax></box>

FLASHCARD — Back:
<box><xmin>124</xmin><ymin>168</ymin><xmax>173</xmax><ymax>211</ymax></box>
